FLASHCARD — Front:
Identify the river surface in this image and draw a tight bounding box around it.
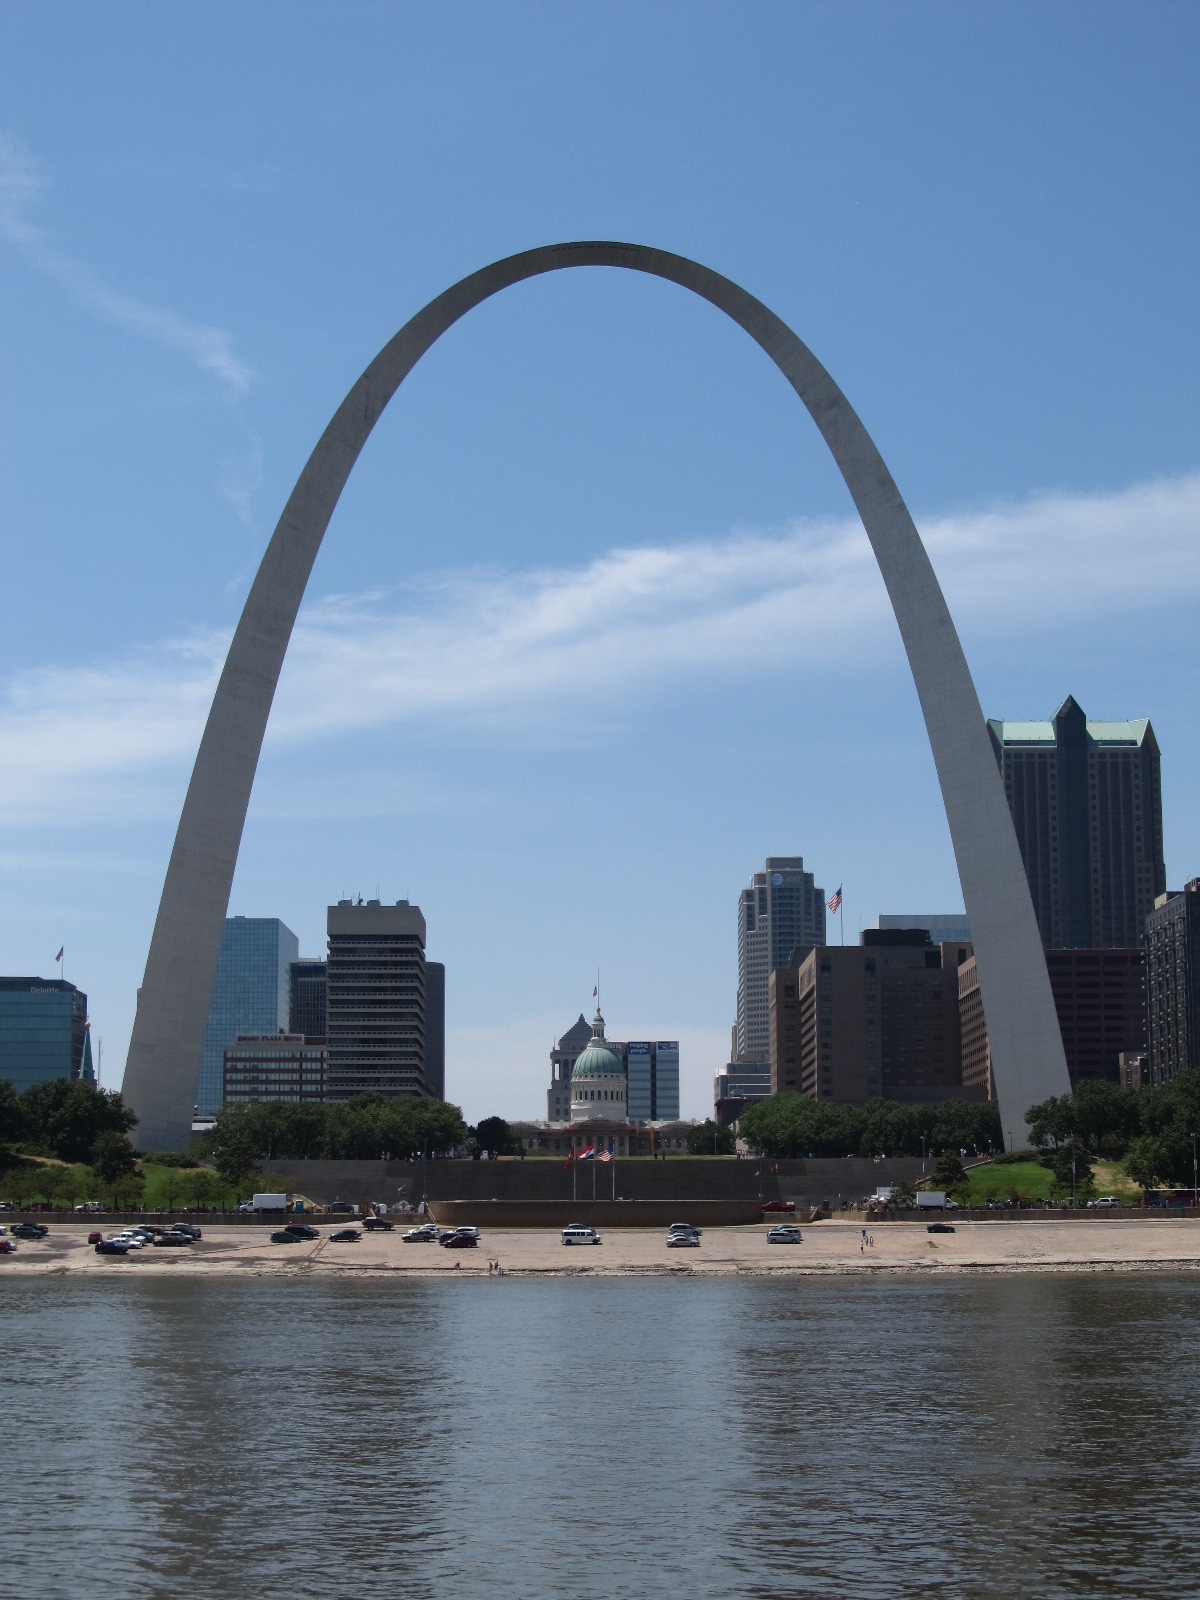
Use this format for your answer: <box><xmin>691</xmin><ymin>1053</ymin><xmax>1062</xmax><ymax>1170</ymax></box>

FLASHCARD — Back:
<box><xmin>3</xmin><ymin>1272</ymin><xmax>1199</xmax><ymax>1598</ymax></box>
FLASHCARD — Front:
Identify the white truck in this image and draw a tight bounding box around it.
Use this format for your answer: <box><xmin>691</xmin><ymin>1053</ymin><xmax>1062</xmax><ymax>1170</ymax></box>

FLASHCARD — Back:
<box><xmin>251</xmin><ymin>1192</ymin><xmax>288</xmax><ymax>1213</ymax></box>
<box><xmin>917</xmin><ymin>1191</ymin><xmax>948</xmax><ymax>1210</ymax></box>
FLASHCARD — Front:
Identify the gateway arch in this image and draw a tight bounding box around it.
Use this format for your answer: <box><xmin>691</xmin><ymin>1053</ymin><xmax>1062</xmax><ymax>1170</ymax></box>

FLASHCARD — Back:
<box><xmin>122</xmin><ymin>241</ymin><xmax>1071</xmax><ymax>1151</ymax></box>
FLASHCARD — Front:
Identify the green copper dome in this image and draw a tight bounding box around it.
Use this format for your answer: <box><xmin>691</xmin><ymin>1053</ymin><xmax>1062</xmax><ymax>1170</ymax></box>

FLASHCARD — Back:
<box><xmin>571</xmin><ymin>1008</ymin><xmax>624</xmax><ymax>1079</ymax></box>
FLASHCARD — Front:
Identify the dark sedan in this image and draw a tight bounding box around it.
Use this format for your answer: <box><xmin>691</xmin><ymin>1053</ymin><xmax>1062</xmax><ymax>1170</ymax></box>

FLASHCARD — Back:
<box><xmin>282</xmin><ymin>1223</ymin><xmax>321</xmax><ymax>1240</ymax></box>
<box><xmin>330</xmin><ymin>1227</ymin><xmax>362</xmax><ymax>1243</ymax></box>
<box><xmin>169</xmin><ymin>1224</ymin><xmax>203</xmax><ymax>1240</ymax></box>
<box><xmin>927</xmin><ymin>1222</ymin><xmax>956</xmax><ymax>1234</ymax></box>
<box><xmin>440</xmin><ymin>1231</ymin><xmax>478</xmax><ymax>1248</ymax></box>
<box><xmin>270</xmin><ymin>1229</ymin><xmax>306</xmax><ymax>1244</ymax></box>
<box><xmin>95</xmin><ymin>1238</ymin><xmax>131</xmax><ymax>1256</ymax></box>
<box><xmin>153</xmin><ymin>1232</ymin><xmax>192</xmax><ymax>1247</ymax></box>
<box><xmin>12</xmin><ymin>1223</ymin><xmax>49</xmax><ymax>1240</ymax></box>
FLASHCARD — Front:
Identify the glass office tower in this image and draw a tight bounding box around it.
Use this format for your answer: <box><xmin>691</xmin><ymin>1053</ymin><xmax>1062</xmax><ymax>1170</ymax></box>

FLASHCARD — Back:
<box><xmin>0</xmin><ymin>978</ymin><xmax>93</xmax><ymax>1094</ymax></box>
<box><xmin>197</xmin><ymin>917</ymin><xmax>298</xmax><ymax>1114</ymax></box>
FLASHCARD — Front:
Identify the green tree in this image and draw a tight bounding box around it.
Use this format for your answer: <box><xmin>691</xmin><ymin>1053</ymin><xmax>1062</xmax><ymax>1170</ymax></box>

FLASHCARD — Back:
<box><xmin>474</xmin><ymin>1116</ymin><xmax>517</xmax><ymax>1157</ymax></box>
<box><xmin>157</xmin><ymin>1168</ymin><xmax>184</xmax><ymax>1212</ymax></box>
<box><xmin>1123</xmin><ymin>1134</ymin><xmax>1166</xmax><ymax>1189</ymax></box>
<box><xmin>686</xmin><ymin>1119</ymin><xmax>735</xmax><ymax>1155</ymax></box>
<box><xmin>0</xmin><ymin>1079</ymin><xmax>24</xmax><ymax>1150</ymax></box>
<box><xmin>1048</xmin><ymin>1139</ymin><xmax>1095</xmax><ymax>1202</ymax></box>
<box><xmin>212</xmin><ymin>1113</ymin><xmax>262</xmax><ymax>1192</ymax></box>
<box><xmin>930</xmin><ymin>1151</ymin><xmax>967</xmax><ymax>1192</ymax></box>
<box><xmin>92</xmin><ymin>1131</ymin><xmax>138</xmax><ymax>1188</ymax></box>
<box><xmin>18</xmin><ymin>1081</ymin><xmax>137</xmax><ymax>1163</ymax></box>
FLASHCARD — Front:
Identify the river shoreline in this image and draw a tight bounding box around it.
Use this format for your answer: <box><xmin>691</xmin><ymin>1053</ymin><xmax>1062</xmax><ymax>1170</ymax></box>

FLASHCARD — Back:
<box><xmin>5</xmin><ymin>1219</ymin><xmax>1200</xmax><ymax>1279</ymax></box>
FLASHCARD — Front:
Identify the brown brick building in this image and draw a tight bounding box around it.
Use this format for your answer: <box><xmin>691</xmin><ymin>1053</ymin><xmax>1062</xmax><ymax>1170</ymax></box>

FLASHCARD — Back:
<box><xmin>768</xmin><ymin>930</ymin><xmax>977</xmax><ymax>1105</ymax></box>
<box><xmin>959</xmin><ymin>947</ymin><xmax>1146</xmax><ymax>1096</ymax></box>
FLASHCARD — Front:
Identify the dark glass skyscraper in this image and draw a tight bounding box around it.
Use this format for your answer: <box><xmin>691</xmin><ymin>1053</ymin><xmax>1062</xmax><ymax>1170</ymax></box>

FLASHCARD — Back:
<box><xmin>288</xmin><ymin>959</ymin><xmax>327</xmax><ymax>1039</ymax></box>
<box><xmin>988</xmin><ymin>697</ymin><xmax>1165</xmax><ymax>949</ymax></box>
<box><xmin>0</xmin><ymin>978</ymin><xmax>93</xmax><ymax>1093</ymax></box>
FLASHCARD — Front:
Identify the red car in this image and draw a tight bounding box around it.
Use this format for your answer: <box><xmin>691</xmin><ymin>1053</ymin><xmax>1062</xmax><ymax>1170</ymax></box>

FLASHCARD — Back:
<box><xmin>0</xmin><ymin>1239</ymin><xmax>16</xmax><ymax>1255</ymax></box>
<box><xmin>87</xmin><ymin>1231</ymin><xmax>104</xmax><ymax>1245</ymax></box>
<box><xmin>761</xmin><ymin>1199</ymin><xmax>796</xmax><ymax>1213</ymax></box>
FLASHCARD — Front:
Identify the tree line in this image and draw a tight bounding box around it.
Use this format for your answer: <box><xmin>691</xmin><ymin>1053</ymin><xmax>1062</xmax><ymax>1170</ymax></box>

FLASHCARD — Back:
<box><xmin>196</xmin><ymin>1094</ymin><xmax>468</xmax><ymax>1185</ymax></box>
<box><xmin>737</xmin><ymin>1094</ymin><xmax>1002</xmax><ymax>1160</ymax></box>
<box><xmin>1024</xmin><ymin>1072</ymin><xmax>1200</xmax><ymax>1188</ymax></box>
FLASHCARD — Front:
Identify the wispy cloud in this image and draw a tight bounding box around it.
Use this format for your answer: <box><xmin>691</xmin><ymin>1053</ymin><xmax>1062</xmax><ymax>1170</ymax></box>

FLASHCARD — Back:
<box><xmin>0</xmin><ymin>474</ymin><xmax>1196</xmax><ymax>826</ymax></box>
<box><xmin>0</xmin><ymin>131</ymin><xmax>254</xmax><ymax>399</ymax></box>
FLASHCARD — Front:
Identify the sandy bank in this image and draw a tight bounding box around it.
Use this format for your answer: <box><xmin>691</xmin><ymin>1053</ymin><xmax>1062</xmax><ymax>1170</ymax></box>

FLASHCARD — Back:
<box><xmin>4</xmin><ymin>1220</ymin><xmax>1200</xmax><ymax>1279</ymax></box>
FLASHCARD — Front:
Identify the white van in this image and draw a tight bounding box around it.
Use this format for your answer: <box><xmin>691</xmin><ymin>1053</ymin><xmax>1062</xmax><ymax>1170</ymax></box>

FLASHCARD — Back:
<box><xmin>561</xmin><ymin>1225</ymin><xmax>601</xmax><ymax>1246</ymax></box>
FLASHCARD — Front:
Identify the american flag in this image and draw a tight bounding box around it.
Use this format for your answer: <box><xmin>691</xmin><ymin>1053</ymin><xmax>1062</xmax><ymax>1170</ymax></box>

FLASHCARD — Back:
<box><xmin>827</xmin><ymin>887</ymin><xmax>842</xmax><ymax>914</ymax></box>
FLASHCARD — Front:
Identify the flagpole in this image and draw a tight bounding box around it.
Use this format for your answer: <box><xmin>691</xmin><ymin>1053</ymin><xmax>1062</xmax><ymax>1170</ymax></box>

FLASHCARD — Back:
<box><xmin>840</xmin><ymin>895</ymin><xmax>844</xmax><ymax>947</ymax></box>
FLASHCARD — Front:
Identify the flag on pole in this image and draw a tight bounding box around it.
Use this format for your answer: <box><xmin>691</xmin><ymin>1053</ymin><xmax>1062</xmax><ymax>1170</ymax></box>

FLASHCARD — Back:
<box><xmin>597</xmin><ymin>1150</ymin><xmax>613</xmax><ymax>1163</ymax></box>
<box><xmin>578</xmin><ymin>1145</ymin><xmax>595</xmax><ymax>1161</ymax></box>
<box><xmin>593</xmin><ymin>986</ymin><xmax>598</xmax><ymax>997</ymax></box>
<box><xmin>56</xmin><ymin>947</ymin><xmax>64</xmax><ymax>962</ymax></box>
<box><xmin>827</xmin><ymin>888</ymin><xmax>842</xmax><ymax>914</ymax></box>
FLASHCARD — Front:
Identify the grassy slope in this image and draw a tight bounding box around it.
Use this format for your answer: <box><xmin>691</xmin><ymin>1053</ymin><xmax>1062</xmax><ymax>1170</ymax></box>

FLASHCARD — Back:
<box><xmin>963</xmin><ymin>1157</ymin><xmax>1142</xmax><ymax>1206</ymax></box>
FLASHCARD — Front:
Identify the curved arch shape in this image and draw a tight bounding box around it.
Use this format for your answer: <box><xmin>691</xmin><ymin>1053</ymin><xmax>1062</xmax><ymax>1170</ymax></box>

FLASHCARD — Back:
<box><xmin>122</xmin><ymin>242</ymin><xmax>1070</xmax><ymax>1150</ymax></box>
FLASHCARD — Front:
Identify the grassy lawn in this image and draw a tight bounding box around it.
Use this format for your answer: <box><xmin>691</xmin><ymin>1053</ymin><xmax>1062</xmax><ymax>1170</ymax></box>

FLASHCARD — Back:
<box><xmin>963</xmin><ymin>1161</ymin><xmax>1057</xmax><ymax>1205</ymax></box>
<box><xmin>140</xmin><ymin>1161</ymin><xmax>227</xmax><ymax>1209</ymax></box>
<box><xmin>963</xmin><ymin>1157</ymin><xmax>1143</xmax><ymax>1206</ymax></box>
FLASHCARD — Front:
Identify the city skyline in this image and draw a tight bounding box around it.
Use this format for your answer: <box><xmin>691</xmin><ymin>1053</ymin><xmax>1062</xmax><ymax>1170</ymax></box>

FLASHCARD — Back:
<box><xmin>1</xmin><ymin>6</ymin><xmax>1196</xmax><ymax>1124</ymax></box>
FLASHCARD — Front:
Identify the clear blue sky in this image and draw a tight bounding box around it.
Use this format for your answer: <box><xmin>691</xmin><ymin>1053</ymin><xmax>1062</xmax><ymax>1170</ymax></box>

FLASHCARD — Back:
<box><xmin>1</xmin><ymin>2</ymin><xmax>1197</xmax><ymax>1120</ymax></box>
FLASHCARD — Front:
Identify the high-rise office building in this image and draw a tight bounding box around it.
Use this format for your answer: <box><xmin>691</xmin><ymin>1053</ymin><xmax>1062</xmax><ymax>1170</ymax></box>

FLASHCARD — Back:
<box><xmin>988</xmin><ymin>696</ymin><xmax>1165</xmax><ymax>948</ymax></box>
<box><xmin>425</xmin><ymin>961</ymin><xmax>446</xmax><ymax>1100</ymax></box>
<box><xmin>326</xmin><ymin>899</ymin><xmax>428</xmax><ymax>1099</ymax></box>
<box><xmin>288</xmin><ymin>959</ymin><xmax>327</xmax><ymax>1039</ymax></box>
<box><xmin>769</xmin><ymin>931</ymin><xmax>976</xmax><ymax>1104</ymax></box>
<box><xmin>199</xmin><ymin>917</ymin><xmax>298</xmax><ymax>1114</ymax></box>
<box><xmin>1146</xmin><ymin>881</ymin><xmax>1200</xmax><ymax>1085</ymax></box>
<box><xmin>959</xmin><ymin>946</ymin><xmax>1147</xmax><ymax>1095</ymax></box>
<box><xmin>0</xmin><ymin>977</ymin><xmax>93</xmax><ymax>1094</ymax></box>
<box><xmin>737</xmin><ymin>857</ymin><xmax>825</xmax><ymax>1062</ymax></box>
<box><xmin>222</xmin><ymin>1034</ymin><xmax>328</xmax><ymax>1105</ymax></box>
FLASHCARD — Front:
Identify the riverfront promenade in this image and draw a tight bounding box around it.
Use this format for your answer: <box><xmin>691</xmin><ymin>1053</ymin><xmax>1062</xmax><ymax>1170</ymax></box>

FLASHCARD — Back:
<box><xmin>6</xmin><ymin>1220</ymin><xmax>1200</xmax><ymax>1277</ymax></box>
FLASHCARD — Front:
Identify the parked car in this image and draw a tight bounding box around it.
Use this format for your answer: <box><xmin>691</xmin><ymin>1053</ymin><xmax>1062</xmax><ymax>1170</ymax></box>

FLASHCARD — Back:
<box><xmin>666</xmin><ymin>1232</ymin><xmax>700</xmax><ymax>1247</ymax></box>
<box><xmin>667</xmin><ymin>1223</ymin><xmax>702</xmax><ymax>1237</ymax></box>
<box><xmin>1088</xmin><ymin>1197</ymin><xmax>1120</xmax><ymax>1209</ymax></box>
<box><xmin>168</xmin><ymin>1224</ymin><xmax>202</xmax><ymax>1240</ymax></box>
<box><xmin>402</xmin><ymin>1225</ymin><xmax>439</xmax><ymax>1243</ymax></box>
<box><xmin>111</xmin><ymin>1231</ymin><xmax>147</xmax><ymax>1248</ymax></box>
<box><xmin>0</xmin><ymin>1238</ymin><xmax>17</xmax><ymax>1254</ymax></box>
<box><xmin>87</xmin><ymin>1231</ymin><xmax>104</xmax><ymax>1245</ymax></box>
<box><xmin>12</xmin><ymin>1222</ymin><xmax>49</xmax><ymax>1240</ymax></box>
<box><xmin>927</xmin><ymin>1222</ymin><xmax>956</xmax><ymax>1234</ymax></box>
<box><xmin>153</xmin><ymin>1232</ymin><xmax>192</xmax><ymax>1247</ymax></box>
<box><xmin>330</xmin><ymin>1227</ymin><xmax>362</xmax><ymax>1243</ymax></box>
<box><xmin>283</xmin><ymin>1223</ymin><xmax>321</xmax><ymax>1240</ymax></box>
<box><xmin>363</xmin><ymin>1216</ymin><xmax>394</xmax><ymax>1231</ymax></box>
<box><xmin>761</xmin><ymin>1199</ymin><xmax>796</xmax><ymax>1213</ymax></box>
<box><xmin>561</xmin><ymin>1225</ymin><xmax>602</xmax><ymax>1246</ymax></box>
<box><xmin>441</xmin><ymin>1230</ymin><xmax>478</xmax><ymax>1248</ymax></box>
<box><xmin>767</xmin><ymin>1225</ymin><xmax>802</xmax><ymax>1243</ymax></box>
<box><xmin>270</xmin><ymin>1229</ymin><xmax>306</xmax><ymax>1244</ymax></box>
<box><xmin>74</xmin><ymin>1201</ymin><xmax>103</xmax><ymax>1213</ymax></box>
<box><xmin>95</xmin><ymin>1239</ymin><xmax>131</xmax><ymax>1256</ymax></box>
<box><xmin>328</xmin><ymin>1202</ymin><xmax>356</xmax><ymax>1215</ymax></box>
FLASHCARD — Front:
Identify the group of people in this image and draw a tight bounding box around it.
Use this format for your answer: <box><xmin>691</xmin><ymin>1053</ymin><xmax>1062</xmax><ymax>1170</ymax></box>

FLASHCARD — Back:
<box><xmin>860</xmin><ymin>1228</ymin><xmax>876</xmax><ymax>1253</ymax></box>
<box><xmin>487</xmin><ymin>1259</ymin><xmax>504</xmax><ymax>1275</ymax></box>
